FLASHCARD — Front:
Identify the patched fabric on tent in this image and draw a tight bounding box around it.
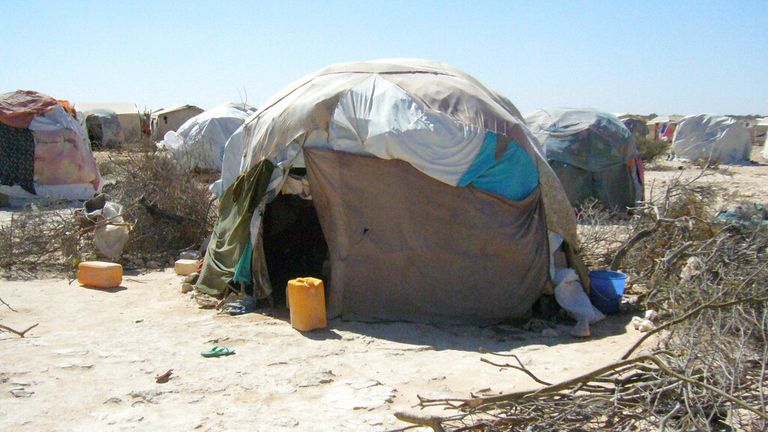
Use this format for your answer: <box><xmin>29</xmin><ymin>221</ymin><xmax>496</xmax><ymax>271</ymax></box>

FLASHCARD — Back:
<box><xmin>0</xmin><ymin>90</ymin><xmax>75</xmax><ymax>129</ymax></box>
<box><xmin>0</xmin><ymin>123</ymin><xmax>36</xmax><ymax>194</ymax></box>
<box><xmin>0</xmin><ymin>91</ymin><xmax>101</xmax><ymax>201</ymax></box>
<box><xmin>200</xmin><ymin>59</ymin><xmax>582</xmax><ymax>324</ymax></box>
<box><xmin>672</xmin><ymin>114</ymin><xmax>752</xmax><ymax>164</ymax></box>
<box><xmin>526</xmin><ymin>108</ymin><xmax>643</xmax><ymax>209</ymax></box>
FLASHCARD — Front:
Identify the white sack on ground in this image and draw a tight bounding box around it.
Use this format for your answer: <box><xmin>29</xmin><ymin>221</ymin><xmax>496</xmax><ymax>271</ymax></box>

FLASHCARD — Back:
<box><xmin>93</xmin><ymin>202</ymin><xmax>129</xmax><ymax>260</ymax></box>
<box><xmin>553</xmin><ymin>268</ymin><xmax>605</xmax><ymax>325</ymax></box>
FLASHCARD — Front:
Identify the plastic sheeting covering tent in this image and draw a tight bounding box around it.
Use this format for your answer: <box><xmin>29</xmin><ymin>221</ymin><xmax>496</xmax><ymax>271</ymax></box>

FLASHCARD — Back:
<box><xmin>672</xmin><ymin>114</ymin><xmax>752</xmax><ymax>164</ymax></box>
<box><xmin>210</xmin><ymin>124</ymin><xmax>247</xmax><ymax>197</ymax></box>
<box><xmin>199</xmin><ymin>59</ymin><xmax>584</xmax><ymax>324</ymax></box>
<box><xmin>764</xmin><ymin>130</ymin><xmax>768</xmax><ymax>159</ymax></box>
<box><xmin>0</xmin><ymin>90</ymin><xmax>101</xmax><ymax>201</ymax></box>
<box><xmin>159</xmin><ymin>103</ymin><xmax>255</xmax><ymax>171</ymax></box>
<box><xmin>84</xmin><ymin>109</ymin><xmax>124</xmax><ymax>148</ymax></box>
<box><xmin>525</xmin><ymin>108</ymin><xmax>643</xmax><ymax>209</ymax></box>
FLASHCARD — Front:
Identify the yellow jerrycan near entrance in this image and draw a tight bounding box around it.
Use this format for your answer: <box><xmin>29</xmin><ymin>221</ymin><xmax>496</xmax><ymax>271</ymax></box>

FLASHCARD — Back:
<box><xmin>286</xmin><ymin>277</ymin><xmax>327</xmax><ymax>331</ymax></box>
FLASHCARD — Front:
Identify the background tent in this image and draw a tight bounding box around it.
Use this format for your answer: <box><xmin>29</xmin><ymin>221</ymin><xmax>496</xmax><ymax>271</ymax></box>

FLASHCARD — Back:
<box><xmin>76</xmin><ymin>102</ymin><xmax>143</xmax><ymax>141</ymax></box>
<box><xmin>0</xmin><ymin>90</ymin><xmax>101</xmax><ymax>201</ymax></box>
<box><xmin>151</xmin><ymin>105</ymin><xmax>204</xmax><ymax>139</ymax></box>
<box><xmin>84</xmin><ymin>109</ymin><xmax>124</xmax><ymax>149</ymax></box>
<box><xmin>526</xmin><ymin>108</ymin><xmax>643</xmax><ymax>210</ymax></box>
<box><xmin>764</xmin><ymin>128</ymin><xmax>768</xmax><ymax>158</ymax></box>
<box><xmin>198</xmin><ymin>59</ymin><xmax>583</xmax><ymax>324</ymax></box>
<box><xmin>159</xmin><ymin>103</ymin><xmax>256</xmax><ymax>171</ymax></box>
<box><xmin>621</xmin><ymin>117</ymin><xmax>650</xmax><ymax>139</ymax></box>
<box><xmin>647</xmin><ymin>115</ymin><xmax>684</xmax><ymax>141</ymax></box>
<box><xmin>750</xmin><ymin>117</ymin><xmax>768</xmax><ymax>146</ymax></box>
<box><xmin>672</xmin><ymin>114</ymin><xmax>752</xmax><ymax>164</ymax></box>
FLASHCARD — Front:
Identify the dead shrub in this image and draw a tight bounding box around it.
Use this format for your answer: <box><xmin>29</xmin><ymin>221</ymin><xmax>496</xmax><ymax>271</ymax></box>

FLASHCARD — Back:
<box><xmin>104</xmin><ymin>146</ymin><xmax>217</xmax><ymax>259</ymax></box>
<box><xmin>636</xmin><ymin>137</ymin><xmax>670</xmax><ymax>163</ymax></box>
<box><xmin>0</xmin><ymin>201</ymin><xmax>92</xmax><ymax>279</ymax></box>
<box><xmin>575</xmin><ymin>199</ymin><xmax>635</xmax><ymax>268</ymax></box>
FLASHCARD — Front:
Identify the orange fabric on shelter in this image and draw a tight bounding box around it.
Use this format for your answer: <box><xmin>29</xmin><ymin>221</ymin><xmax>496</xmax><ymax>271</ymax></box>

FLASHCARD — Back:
<box><xmin>0</xmin><ymin>90</ymin><xmax>62</xmax><ymax>128</ymax></box>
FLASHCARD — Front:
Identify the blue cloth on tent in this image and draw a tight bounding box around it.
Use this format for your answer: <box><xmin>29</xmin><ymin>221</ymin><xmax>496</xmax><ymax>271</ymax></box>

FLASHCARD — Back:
<box><xmin>458</xmin><ymin>132</ymin><xmax>539</xmax><ymax>201</ymax></box>
<box><xmin>232</xmin><ymin>238</ymin><xmax>253</xmax><ymax>293</ymax></box>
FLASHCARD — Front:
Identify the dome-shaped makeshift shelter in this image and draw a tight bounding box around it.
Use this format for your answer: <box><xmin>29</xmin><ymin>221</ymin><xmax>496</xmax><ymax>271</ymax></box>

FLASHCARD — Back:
<box><xmin>198</xmin><ymin>59</ymin><xmax>583</xmax><ymax>324</ymax></box>
<box><xmin>84</xmin><ymin>109</ymin><xmax>124</xmax><ymax>149</ymax></box>
<box><xmin>0</xmin><ymin>90</ymin><xmax>101</xmax><ymax>201</ymax></box>
<box><xmin>525</xmin><ymin>108</ymin><xmax>643</xmax><ymax>210</ymax></box>
<box><xmin>159</xmin><ymin>102</ymin><xmax>256</xmax><ymax>171</ymax></box>
<box><xmin>672</xmin><ymin>114</ymin><xmax>752</xmax><ymax>164</ymax></box>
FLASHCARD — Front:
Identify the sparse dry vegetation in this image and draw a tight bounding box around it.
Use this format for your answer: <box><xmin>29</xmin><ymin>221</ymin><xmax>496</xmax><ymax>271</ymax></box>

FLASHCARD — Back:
<box><xmin>100</xmin><ymin>143</ymin><xmax>217</xmax><ymax>258</ymax></box>
<box><xmin>0</xmin><ymin>140</ymin><xmax>217</xmax><ymax>277</ymax></box>
<box><xmin>636</xmin><ymin>137</ymin><xmax>671</xmax><ymax>163</ymax></box>
<box><xmin>0</xmin><ymin>200</ymin><xmax>87</xmax><ymax>278</ymax></box>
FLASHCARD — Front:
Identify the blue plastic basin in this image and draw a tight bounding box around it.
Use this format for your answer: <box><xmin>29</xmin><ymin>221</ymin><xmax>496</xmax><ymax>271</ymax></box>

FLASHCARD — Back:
<box><xmin>589</xmin><ymin>270</ymin><xmax>627</xmax><ymax>314</ymax></box>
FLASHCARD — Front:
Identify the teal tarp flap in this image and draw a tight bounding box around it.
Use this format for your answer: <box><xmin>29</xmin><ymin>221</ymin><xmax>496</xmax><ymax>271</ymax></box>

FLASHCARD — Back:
<box><xmin>232</xmin><ymin>238</ymin><xmax>253</xmax><ymax>291</ymax></box>
<box><xmin>458</xmin><ymin>132</ymin><xmax>539</xmax><ymax>201</ymax></box>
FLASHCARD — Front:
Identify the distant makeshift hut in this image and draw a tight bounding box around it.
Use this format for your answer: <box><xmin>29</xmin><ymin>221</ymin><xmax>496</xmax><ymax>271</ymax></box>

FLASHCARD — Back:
<box><xmin>526</xmin><ymin>108</ymin><xmax>643</xmax><ymax>210</ymax></box>
<box><xmin>672</xmin><ymin>114</ymin><xmax>752</xmax><ymax>164</ymax></box>
<box><xmin>621</xmin><ymin>117</ymin><xmax>650</xmax><ymax>139</ymax></box>
<box><xmin>76</xmin><ymin>102</ymin><xmax>143</xmax><ymax>141</ymax></box>
<box><xmin>647</xmin><ymin>115</ymin><xmax>684</xmax><ymax>141</ymax></box>
<box><xmin>0</xmin><ymin>90</ymin><xmax>101</xmax><ymax>201</ymax></box>
<box><xmin>158</xmin><ymin>103</ymin><xmax>256</xmax><ymax>171</ymax></box>
<box><xmin>83</xmin><ymin>109</ymin><xmax>124</xmax><ymax>149</ymax></box>
<box><xmin>151</xmin><ymin>105</ymin><xmax>204</xmax><ymax>139</ymax></box>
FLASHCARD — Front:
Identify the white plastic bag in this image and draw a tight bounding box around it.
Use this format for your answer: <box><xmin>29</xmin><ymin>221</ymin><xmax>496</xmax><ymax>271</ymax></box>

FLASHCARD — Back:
<box><xmin>553</xmin><ymin>268</ymin><xmax>606</xmax><ymax>325</ymax></box>
<box><xmin>93</xmin><ymin>202</ymin><xmax>129</xmax><ymax>260</ymax></box>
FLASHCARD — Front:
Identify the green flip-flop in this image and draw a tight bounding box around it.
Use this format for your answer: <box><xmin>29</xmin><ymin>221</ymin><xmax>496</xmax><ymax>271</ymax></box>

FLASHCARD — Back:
<box><xmin>200</xmin><ymin>346</ymin><xmax>235</xmax><ymax>358</ymax></box>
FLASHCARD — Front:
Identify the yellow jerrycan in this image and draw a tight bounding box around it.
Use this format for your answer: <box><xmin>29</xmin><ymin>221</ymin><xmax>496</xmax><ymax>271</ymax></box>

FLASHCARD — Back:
<box><xmin>286</xmin><ymin>277</ymin><xmax>327</xmax><ymax>331</ymax></box>
<box><xmin>77</xmin><ymin>261</ymin><xmax>123</xmax><ymax>289</ymax></box>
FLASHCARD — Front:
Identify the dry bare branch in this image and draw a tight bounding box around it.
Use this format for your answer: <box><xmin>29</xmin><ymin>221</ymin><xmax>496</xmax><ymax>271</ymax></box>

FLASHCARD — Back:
<box><xmin>0</xmin><ymin>323</ymin><xmax>38</xmax><ymax>338</ymax></box>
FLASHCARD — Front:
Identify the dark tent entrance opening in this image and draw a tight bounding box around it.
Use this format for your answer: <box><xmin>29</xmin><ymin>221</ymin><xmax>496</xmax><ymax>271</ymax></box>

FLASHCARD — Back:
<box><xmin>262</xmin><ymin>172</ymin><xmax>329</xmax><ymax>306</ymax></box>
<box><xmin>84</xmin><ymin>111</ymin><xmax>123</xmax><ymax>149</ymax></box>
<box><xmin>86</xmin><ymin>117</ymin><xmax>104</xmax><ymax>148</ymax></box>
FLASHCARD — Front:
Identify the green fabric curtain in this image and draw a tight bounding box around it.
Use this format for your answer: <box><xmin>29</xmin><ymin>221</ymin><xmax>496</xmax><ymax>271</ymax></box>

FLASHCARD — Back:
<box><xmin>196</xmin><ymin>160</ymin><xmax>275</xmax><ymax>297</ymax></box>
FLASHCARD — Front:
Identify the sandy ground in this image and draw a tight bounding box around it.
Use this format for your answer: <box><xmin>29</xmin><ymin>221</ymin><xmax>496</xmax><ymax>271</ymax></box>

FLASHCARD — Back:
<box><xmin>1</xmin><ymin>147</ymin><xmax>766</xmax><ymax>431</ymax></box>
<box><xmin>644</xmin><ymin>148</ymin><xmax>768</xmax><ymax>206</ymax></box>
<box><xmin>0</xmin><ymin>271</ymin><xmax>640</xmax><ymax>432</ymax></box>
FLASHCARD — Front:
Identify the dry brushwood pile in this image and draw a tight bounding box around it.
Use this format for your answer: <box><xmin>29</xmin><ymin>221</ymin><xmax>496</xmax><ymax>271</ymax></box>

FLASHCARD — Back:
<box><xmin>0</xmin><ymin>146</ymin><xmax>217</xmax><ymax>277</ymax></box>
<box><xmin>394</xmin><ymin>173</ymin><xmax>768</xmax><ymax>431</ymax></box>
<box><xmin>0</xmin><ymin>201</ymin><xmax>86</xmax><ymax>278</ymax></box>
<box><xmin>101</xmin><ymin>148</ymin><xmax>217</xmax><ymax>257</ymax></box>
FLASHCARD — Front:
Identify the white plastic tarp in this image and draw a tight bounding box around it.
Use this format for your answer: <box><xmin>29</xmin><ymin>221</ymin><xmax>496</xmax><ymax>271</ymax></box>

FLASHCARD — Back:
<box><xmin>160</xmin><ymin>103</ymin><xmax>255</xmax><ymax>171</ymax></box>
<box><xmin>672</xmin><ymin>114</ymin><xmax>752</xmax><ymax>163</ymax></box>
<box><xmin>525</xmin><ymin>108</ymin><xmax>636</xmax><ymax>172</ymax></box>
<box><xmin>328</xmin><ymin>75</ymin><xmax>486</xmax><ymax>186</ymax></box>
<box><xmin>210</xmin><ymin>125</ymin><xmax>246</xmax><ymax>197</ymax></box>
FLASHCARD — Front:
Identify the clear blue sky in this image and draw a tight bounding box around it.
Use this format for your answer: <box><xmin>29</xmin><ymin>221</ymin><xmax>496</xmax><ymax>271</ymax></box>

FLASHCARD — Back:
<box><xmin>3</xmin><ymin>1</ymin><xmax>766</xmax><ymax>115</ymax></box>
